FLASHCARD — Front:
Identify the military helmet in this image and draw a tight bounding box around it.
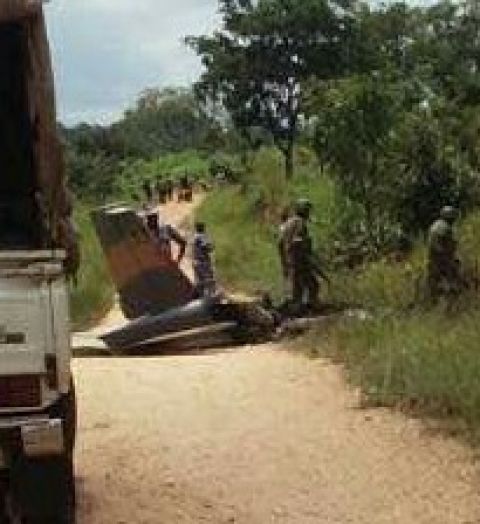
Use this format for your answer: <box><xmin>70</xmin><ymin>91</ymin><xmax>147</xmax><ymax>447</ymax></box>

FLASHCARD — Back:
<box><xmin>295</xmin><ymin>198</ymin><xmax>313</xmax><ymax>218</ymax></box>
<box><xmin>440</xmin><ymin>205</ymin><xmax>457</xmax><ymax>223</ymax></box>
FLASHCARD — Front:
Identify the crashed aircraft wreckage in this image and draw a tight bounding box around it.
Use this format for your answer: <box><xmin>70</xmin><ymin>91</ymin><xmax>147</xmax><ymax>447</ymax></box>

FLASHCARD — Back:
<box><xmin>91</xmin><ymin>205</ymin><xmax>276</xmax><ymax>351</ymax></box>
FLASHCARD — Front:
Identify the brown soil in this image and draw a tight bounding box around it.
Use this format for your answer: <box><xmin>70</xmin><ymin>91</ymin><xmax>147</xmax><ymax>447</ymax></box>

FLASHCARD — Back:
<box><xmin>73</xmin><ymin>197</ymin><xmax>480</xmax><ymax>523</ymax></box>
<box><xmin>74</xmin><ymin>348</ymin><xmax>480</xmax><ymax>524</ymax></box>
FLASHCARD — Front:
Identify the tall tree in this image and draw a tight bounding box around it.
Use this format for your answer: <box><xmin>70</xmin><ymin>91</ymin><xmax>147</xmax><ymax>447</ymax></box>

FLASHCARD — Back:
<box><xmin>187</xmin><ymin>0</ymin><xmax>356</xmax><ymax>178</ymax></box>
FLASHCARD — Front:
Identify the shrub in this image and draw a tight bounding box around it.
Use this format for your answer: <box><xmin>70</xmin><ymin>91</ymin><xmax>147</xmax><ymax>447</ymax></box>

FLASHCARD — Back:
<box><xmin>70</xmin><ymin>206</ymin><xmax>114</xmax><ymax>330</ymax></box>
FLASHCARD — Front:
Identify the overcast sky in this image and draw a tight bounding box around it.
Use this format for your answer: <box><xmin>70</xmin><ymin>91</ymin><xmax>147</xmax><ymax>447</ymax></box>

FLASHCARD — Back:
<box><xmin>45</xmin><ymin>1</ymin><xmax>220</xmax><ymax>126</ymax></box>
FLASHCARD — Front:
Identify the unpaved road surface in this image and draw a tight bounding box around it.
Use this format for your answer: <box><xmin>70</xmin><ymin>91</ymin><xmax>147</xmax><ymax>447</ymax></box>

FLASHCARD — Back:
<box><xmin>74</xmin><ymin>198</ymin><xmax>480</xmax><ymax>523</ymax></box>
<box><xmin>74</xmin><ymin>348</ymin><xmax>480</xmax><ymax>524</ymax></box>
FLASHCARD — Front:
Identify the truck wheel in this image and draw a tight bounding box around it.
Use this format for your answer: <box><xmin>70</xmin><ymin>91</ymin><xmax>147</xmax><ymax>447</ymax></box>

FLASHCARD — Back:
<box><xmin>11</xmin><ymin>379</ymin><xmax>77</xmax><ymax>524</ymax></box>
<box><xmin>18</xmin><ymin>455</ymin><xmax>75</xmax><ymax>524</ymax></box>
<box><xmin>49</xmin><ymin>379</ymin><xmax>77</xmax><ymax>457</ymax></box>
<box><xmin>0</xmin><ymin>475</ymin><xmax>10</xmax><ymax>523</ymax></box>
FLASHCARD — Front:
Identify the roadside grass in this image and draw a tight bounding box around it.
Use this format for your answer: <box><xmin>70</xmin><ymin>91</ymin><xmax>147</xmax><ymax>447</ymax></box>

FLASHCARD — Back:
<box><xmin>306</xmin><ymin>212</ymin><xmax>480</xmax><ymax>440</ymax></box>
<box><xmin>70</xmin><ymin>206</ymin><xmax>114</xmax><ymax>330</ymax></box>
<box><xmin>306</xmin><ymin>306</ymin><xmax>480</xmax><ymax>440</ymax></box>
<box><xmin>199</xmin><ymin>147</ymin><xmax>480</xmax><ymax>440</ymax></box>
<box><xmin>197</xmin><ymin>187</ymin><xmax>284</xmax><ymax>298</ymax></box>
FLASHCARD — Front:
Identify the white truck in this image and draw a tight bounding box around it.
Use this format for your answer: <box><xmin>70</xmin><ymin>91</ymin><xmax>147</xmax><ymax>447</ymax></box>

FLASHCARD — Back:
<box><xmin>0</xmin><ymin>2</ymin><xmax>78</xmax><ymax>522</ymax></box>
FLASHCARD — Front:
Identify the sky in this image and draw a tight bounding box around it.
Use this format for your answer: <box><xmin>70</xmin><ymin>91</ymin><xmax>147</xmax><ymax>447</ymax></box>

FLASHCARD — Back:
<box><xmin>45</xmin><ymin>0</ymin><xmax>220</xmax><ymax>126</ymax></box>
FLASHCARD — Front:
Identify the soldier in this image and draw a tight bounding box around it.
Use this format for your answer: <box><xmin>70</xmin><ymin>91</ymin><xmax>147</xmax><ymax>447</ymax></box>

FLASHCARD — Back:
<box><xmin>277</xmin><ymin>207</ymin><xmax>291</xmax><ymax>282</ymax></box>
<box><xmin>280</xmin><ymin>199</ymin><xmax>326</xmax><ymax>313</ymax></box>
<box><xmin>142</xmin><ymin>180</ymin><xmax>153</xmax><ymax>204</ymax></box>
<box><xmin>145</xmin><ymin>211</ymin><xmax>186</xmax><ymax>264</ymax></box>
<box><xmin>427</xmin><ymin>206</ymin><xmax>462</xmax><ymax>299</ymax></box>
<box><xmin>166</xmin><ymin>178</ymin><xmax>174</xmax><ymax>201</ymax></box>
<box><xmin>156</xmin><ymin>178</ymin><xmax>167</xmax><ymax>205</ymax></box>
<box><xmin>178</xmin><ymin>175</ymin><xmax>188</xmax><ymax>202</ymax></box>
<box><xmin>192</xmin><ymin>221</ymin><xmax>216</xmax><ymax>297</ymax></box>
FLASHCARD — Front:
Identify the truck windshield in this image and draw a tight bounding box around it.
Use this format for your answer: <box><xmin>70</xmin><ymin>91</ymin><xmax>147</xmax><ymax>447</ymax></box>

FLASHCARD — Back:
<box><xmin>0</xmin><ymin>22</ymin><xmax>42</xmax><ymax>249</ymax></box>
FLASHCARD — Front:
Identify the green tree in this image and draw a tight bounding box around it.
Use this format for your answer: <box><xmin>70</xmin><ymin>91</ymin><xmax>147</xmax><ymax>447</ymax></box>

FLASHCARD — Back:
<box><xmin>117</xmin><ymin>87</ymin><xmax>223</xmax><ymax>157</ymax></box>
<box><xmin>187</xmin><ymin>0</ymin><xmax>356</xmax><ymax>178</ymax></box>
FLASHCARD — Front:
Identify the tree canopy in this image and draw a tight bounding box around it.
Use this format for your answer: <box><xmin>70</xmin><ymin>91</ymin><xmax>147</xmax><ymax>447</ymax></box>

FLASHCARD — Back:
<box><xmin>187</xmin><ymin>0</ymin><xmax>357</xmax><ymax>177</ymax></box>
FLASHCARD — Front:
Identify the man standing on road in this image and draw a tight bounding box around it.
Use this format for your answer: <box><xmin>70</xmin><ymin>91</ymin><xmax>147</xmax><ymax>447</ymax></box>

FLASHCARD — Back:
<box><xmin>280</xmin><ymin>199</ymin><xmax>322</xmax><ymax>314</ymax></box>
<box><xmin>427</xmin><ymin>205</ymin><xmax>462</xmax><ymax>300</ymax></box>
<box><xmin>146</xmin><ymin>211</ymin><xmax>186</xmax><ymax>265</ymax></box>
<box><xmin>192</xmin><ymin>221</ymin><xmax>216</xmax><ymax>297</ymax></box>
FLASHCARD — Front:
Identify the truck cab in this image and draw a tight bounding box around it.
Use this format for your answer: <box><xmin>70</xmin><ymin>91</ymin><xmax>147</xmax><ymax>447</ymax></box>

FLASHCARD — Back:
<box><xmin>0</xmin><ymin>3</ymin><xmax>77</xmax><ymax>523</ymax></box>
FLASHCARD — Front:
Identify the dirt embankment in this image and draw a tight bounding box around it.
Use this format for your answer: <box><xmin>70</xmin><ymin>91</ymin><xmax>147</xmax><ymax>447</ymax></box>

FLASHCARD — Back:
<box><xmin>74</xmin><ymin>197</ymin><xmax>480</xmax><ymax>523</ymax></box>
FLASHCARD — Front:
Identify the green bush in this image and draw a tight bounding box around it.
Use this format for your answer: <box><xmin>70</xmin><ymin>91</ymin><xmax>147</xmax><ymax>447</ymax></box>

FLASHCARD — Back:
<box><xmin>116</xmin><ymin>150</ymin><xmax>222</xmax><ymax>201</ymax></box>
<box><xmin>198</xmin><ymin>187</ymin><xmax>284</xmax><ymax>298</ymax></box>
<box><xmin>70</xmin><ymin>206</ymin><xmax>114</xmax><ymax>330</ymax></box>
<box><xmin>304</xmin><ymin>210</ymin><xmax>480</xmax><ymax>438</ymax></box>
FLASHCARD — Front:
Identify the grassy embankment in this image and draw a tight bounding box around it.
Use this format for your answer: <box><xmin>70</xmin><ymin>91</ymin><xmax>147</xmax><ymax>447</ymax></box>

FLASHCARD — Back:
<box><xmin>198</xmin><ymin>148</ymin><xmax>480</xmax><ymax>441</ymax></box>
<box><xmin>197</xmin><ymin>148</ymin><xmax>339</xmax><ymax>299</ymax></box>
<box><xmin>70</xmin><ymin>206</ymin><xmax>114</xmax><ymax>330</ymax></box>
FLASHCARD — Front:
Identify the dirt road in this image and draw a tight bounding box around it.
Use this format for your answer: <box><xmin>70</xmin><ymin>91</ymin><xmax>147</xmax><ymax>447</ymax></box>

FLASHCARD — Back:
<box><xmin>74</xmin><ymin>199</ymin><xmax>480</xmax><ymax>523</ymax></box>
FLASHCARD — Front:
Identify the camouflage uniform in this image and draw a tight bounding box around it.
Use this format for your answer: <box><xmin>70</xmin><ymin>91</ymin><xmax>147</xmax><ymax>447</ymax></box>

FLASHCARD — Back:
<box><xmin>143</xmin><ymin>181</ymin><xmax>153</xmax><ymax>203</ymax></box>
<box><xmin>427</xmin><ymin>207</ymin><xmax>461</xmax><ymax>299</ymax></box>
<box><xmin>280</xmin><ymin>200</ymin><xmax>319</xmax><ymax>311</ymax></box>
<box><xmin>193</xmin><ymin>229</ymin><xmax>215</xmax><ymax>297</ymax></box>
<box><xmin>156</xmin><ymin>179</ymin><xmax>167</xmax><ymax>204</ymax></box>
<box><xmin>277</xmin><ymin>210</ymin><xmax>291</xmax><ymax>280</ymax></box>
<box><xmin>166</xmin><ymin>179</ymin><xmax>174</xmax><ymax>201</ymax></box>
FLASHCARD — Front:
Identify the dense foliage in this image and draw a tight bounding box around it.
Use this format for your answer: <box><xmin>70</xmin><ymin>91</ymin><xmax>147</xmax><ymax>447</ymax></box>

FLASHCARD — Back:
<box><xmin>64</xmin><ymin>87</ymin><xmax>223</xmax><ymax>200</ymax></box>
<box><xmin>186</xmin><ymin>0</ymin><xmax>480</xmax><ymax>250</ymax></box>
<box><xmin>187</xmin><ymin>0</ymin><xmax>357</xmax><ymax>178</ymax></box>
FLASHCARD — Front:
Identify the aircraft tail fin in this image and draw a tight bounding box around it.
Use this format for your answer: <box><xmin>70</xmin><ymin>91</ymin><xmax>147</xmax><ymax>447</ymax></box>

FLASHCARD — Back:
<box><xmin>91</xmin><ymin>205</ymin><xmax>195</xmax><ymax>319</ymax></box>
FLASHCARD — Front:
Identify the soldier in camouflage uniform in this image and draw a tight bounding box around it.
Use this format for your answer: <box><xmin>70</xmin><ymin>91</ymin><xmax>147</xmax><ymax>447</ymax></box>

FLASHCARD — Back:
<box><xmin>280</xmin><ymin>199</ymin><xmax>321</xmax><ymax>313</ymax></box>
<box><xmin>192</xmin><ymin>221</ymin><xmax>216</xmax><ymax>297</ymax></box>
<box><xmin>277</xmin><ymin>207</ymin><xmax>291</xmax><ymax>281</ymax></box>
<box><xmin>427</xmin><ymin>206</ymin><xmax>462</xmax><ymax>299</ymax></box>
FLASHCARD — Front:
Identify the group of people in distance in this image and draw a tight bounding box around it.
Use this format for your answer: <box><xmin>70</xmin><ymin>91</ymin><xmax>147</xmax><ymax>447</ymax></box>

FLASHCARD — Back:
<box><xmin>143</xmin><ymin>183</ymin><xmax>464</xmax><ymax>313</ymax></box>
<box><xmin>142</xmin><ymin>175</ymin><xmax>196</xmax><ymax>207</ymax></box>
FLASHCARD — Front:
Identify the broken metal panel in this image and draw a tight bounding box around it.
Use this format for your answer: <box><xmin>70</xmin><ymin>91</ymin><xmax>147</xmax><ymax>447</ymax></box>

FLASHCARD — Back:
<box><xmin>101</xmin><ymin>298</ymin><xmax>222</xmax><ymax>350</ymax></box>
<box><xmin>100</xmin><ymin>294</ymin><xmax>277</xmax><ymax>351</ymax></box>
<box><xmin>92</xmin><ymin>206</ymin><xmax>195</xmax><ymax>319</ymax></box>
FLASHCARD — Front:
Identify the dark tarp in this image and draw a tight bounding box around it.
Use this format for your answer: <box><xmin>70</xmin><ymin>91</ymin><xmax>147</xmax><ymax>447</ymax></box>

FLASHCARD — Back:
<box><xmin>0</xmin><ymin>1</ymin><xmax>78</xmax><ymax>268</ymax></box>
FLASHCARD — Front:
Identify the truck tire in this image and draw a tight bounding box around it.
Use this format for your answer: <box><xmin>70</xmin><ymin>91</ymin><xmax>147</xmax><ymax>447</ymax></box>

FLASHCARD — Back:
<box><xmin>11</xmin><ymin>380</ymin><xmax>77</xmax><ymax>524</ymax></box>
<box><xmin>12</xmin><ymin>454</ymin><xmax>75</xmax><ymax>524</ymax></box>
<box><xmin>0</xmin><ymin>474</ymin><xmax>9</xmax><ymax>523</ymax></box>
<box><xmin>49</xmin><ymin>378</ymin><xmax>77</xmax><ymax>458</ymax></box>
